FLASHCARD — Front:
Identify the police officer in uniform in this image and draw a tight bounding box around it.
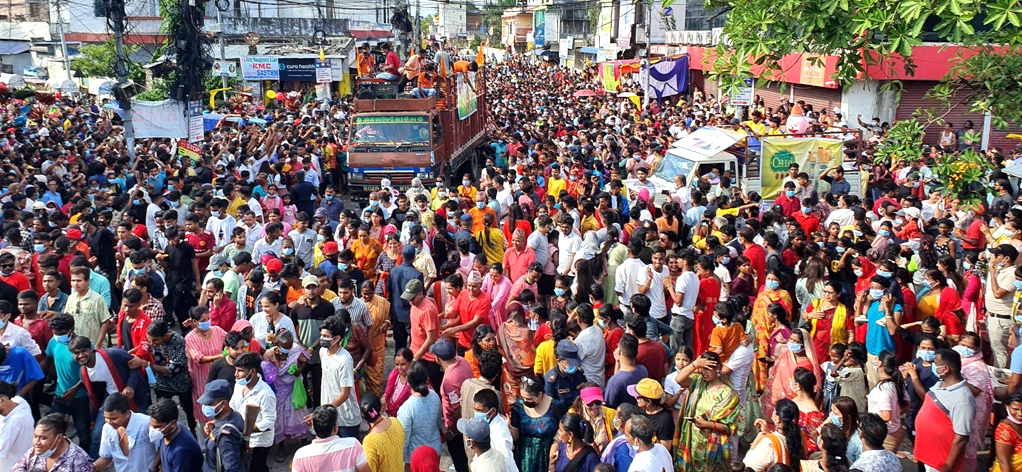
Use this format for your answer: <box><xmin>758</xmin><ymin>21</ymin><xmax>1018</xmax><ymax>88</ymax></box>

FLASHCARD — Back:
<box><xmin>543</xmin><ymin>339</ymin><xmax>587</xmax><ymax>406</ymax></box>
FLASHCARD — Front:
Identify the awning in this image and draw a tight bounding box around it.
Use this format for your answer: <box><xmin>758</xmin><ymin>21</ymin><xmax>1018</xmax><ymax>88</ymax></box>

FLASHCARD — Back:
<box><xmin>579</xmin><ymin>47</ymin><xmax>598</xmax><ymax>54</ymax></box>
<box><xmin>0</xmin><ymin>41</ymin><xmax>29</xmax><ymax>55</ymax></box>
<box><xmin>350</xmin><ymin>30</ymin><xmax>393</xmax><ymax>40</ymax></box>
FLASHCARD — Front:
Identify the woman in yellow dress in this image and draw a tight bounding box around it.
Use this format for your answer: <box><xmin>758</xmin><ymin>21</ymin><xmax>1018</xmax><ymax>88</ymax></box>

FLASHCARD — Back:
<box><xmin>351</xmin><ymin>225</ymin><xmax>384</xmax><ymax>285</ymax></box>
<box><xmin>750</xmin><ymin>270</ymin><xmax>793</xmax><ymax>392</ymax></box>
<box><xmin>361</xmin><ymin>280</ymin><xmax>391</xmax><ymax>397</ymax></box>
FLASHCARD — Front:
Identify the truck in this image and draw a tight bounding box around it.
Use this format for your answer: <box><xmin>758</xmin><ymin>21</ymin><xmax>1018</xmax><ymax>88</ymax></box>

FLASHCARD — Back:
<box><xmin>624</xmin><ymin>126</ymin><xmax>863</xmax><ymax>204</ymax></box>
<box><xmin>345</xmin><ymin>72</ymin><xmax>488</xmax><ymax>197</ymax></box>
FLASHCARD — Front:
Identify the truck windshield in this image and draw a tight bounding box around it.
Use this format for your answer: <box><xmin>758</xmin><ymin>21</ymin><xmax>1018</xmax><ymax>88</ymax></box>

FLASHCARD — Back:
<box><xmin>654</xmin><ymin>152</ymin><xmax>695</xmax><ymax>182</ymax></box>
<box><xmin>352</xmin><ymin>116</ymin><xmax>430</xmax><ymax>146</ymax></box>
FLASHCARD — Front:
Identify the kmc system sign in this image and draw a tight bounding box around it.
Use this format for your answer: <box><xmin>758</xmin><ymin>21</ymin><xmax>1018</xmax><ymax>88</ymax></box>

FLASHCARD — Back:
<box><xmin>242</xmin><ymin>56</ymin><xmax>279</xmax><ymax>80</ymax></box>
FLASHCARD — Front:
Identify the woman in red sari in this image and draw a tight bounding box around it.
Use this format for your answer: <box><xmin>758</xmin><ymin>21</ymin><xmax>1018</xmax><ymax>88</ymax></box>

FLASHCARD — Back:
<box><xmin>692</xmin><ymin>258</ymin><xmax>722</xmax><ymax>356</ymax></box>
<box><xmin>850</xmin><ymin>256</ymin><xmax>877</xmax><ymax>342</ymax></box>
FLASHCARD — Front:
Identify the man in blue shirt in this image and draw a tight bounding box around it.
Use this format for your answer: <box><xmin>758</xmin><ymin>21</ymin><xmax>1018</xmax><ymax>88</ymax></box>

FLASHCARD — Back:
<box><xmin>0</xmin><ymin>342</ymin><xmax>43</xmax><ymax>397</ymax></box>
<box><xmin>148</xmin><ymin>398</ymin><xmax>203</xmax><ymax>472</ymax></box>
<box><xmin>46</xmin><ymin>313</ymin><xmax>91</xmax><ymax>450</ymax></box>
<box><xmin>95</xmin><ymin>392</ymin><xmax>158</xmax><ymax>471</ymax></box>
<box><xmin>857</xmin><ymin>276</ymin><xmax>903</xmax><ymax>388</ymax></box>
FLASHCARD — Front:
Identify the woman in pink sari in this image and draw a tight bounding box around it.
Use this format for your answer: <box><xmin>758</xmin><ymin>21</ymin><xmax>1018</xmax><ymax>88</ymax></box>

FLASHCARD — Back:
<box><xmin>959</xmin><ymin>332</ymin><xmax>993</xmax><ymax>472</ymax></box>
<box><xmin>383</xmin><ymin>348</ymin><xmax>414</xmax><ymax>417</ymax></box>
<box><xmin>497</xmin><ymin>303</ymin><xmax>536</xmax><ymax>413</ymax></box>
<box><xmin>762</xmin><ymin>328</ymin><xmax>822</xmax><ymax>421</ymax></box>
<box><xmin>482</xmin><ymin>263</ymin><xmax>513</xmax><ymax>329</ymax></box>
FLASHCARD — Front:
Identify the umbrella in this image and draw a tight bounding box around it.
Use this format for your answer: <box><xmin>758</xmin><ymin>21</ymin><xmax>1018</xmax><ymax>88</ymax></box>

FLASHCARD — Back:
<box><xmin>617</xmin><ymin>92</ymin><xmax>637</xmax><ymax>98</ymax></box>
<box><xmin>574</xmin><ymin>89</ymin><xmax>598</xmax><ymax>97</ymax></box>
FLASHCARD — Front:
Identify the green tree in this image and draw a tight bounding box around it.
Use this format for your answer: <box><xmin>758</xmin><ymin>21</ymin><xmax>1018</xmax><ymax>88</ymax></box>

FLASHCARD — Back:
<box><xmin>71</xmin><ymin>40</ymin><xmax>144</xmax><ymax>83</ymax></box>
<box><xmin>709</xmin><ymin>0</ymin><xmax>1022</xmax><ymax>126</ymax></box>
<box><xmin>421</xmin><ymin>14</ymin><xmax>433</xmax><ymax>38</ymax></box>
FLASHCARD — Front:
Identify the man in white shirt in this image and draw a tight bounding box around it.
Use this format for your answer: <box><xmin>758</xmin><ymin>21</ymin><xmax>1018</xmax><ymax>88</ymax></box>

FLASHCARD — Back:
<box><xmin>239</xmin><ymin>211</ymin><xmax>265</xmax><ymax>249</ymax></box>
<box><xmin>0</xmin><ymin>301</ymin><xmax>41</xmax><ymax>359</ymax></box>
<box><xmin>824</xmin><ymin>194</ymin><xmax>857</xmax><ymax>229</ymax></box>
<box><xmin>0</xmin><ymin>381</ymin><xmax>33</xmax><ymax>471</ymax></box>
<box><xmin>205</xmin><ymin>199</ymin><xmax>238</xmax><ymax>250</ymax></box>
<box><xmin>468</xmin><ymin>389</ymin><xmax>518</xmax><ymax>472</ymax></box>
<box><xmin>614</xmin><ymin>242</ymin><xmax>647</xmax><ymax>316</ymax></box>
<box><xmin>556</xmin><ymin>216</ymin><xmax>582</xmax><ymax>276</ymax></box>
<box><xmin>291</xmin><ymin>404</ymin><xmax>370</xmax><ymax>472</ymax></box>
<box><xmin>95</xmin><ymin>392</ymin><xmax>158</xmax><ymax>472</ymax></box>
<box><xmin>637</xmin><ymin>248</ymin><xmax>670</xmax><ymax>323</ymax></box>
<box><xmin>251</xmin><ymin>222</ymin><xmax>284</xmax><ymax>261</ymax></box>
<box><xmin>319</xmin><ymin>315</ymin><xmax>362</xmax><ymax>438</ymax></box>
<box><xmin>288</xmin><ymin>213</ymin><xmax>319</xmax><ymax>268</ymax></box>
<box><xmin>493</xmin><ymin>176</ymin><xmax>514</xmax><ymax>222</ymax></box>
<box><xmin>573</xmin><ymin>306</ymin><xmax>607</xmax><ymax>386</ymax></box>
<box><xmin>667</xmin><ymin>250</ymin><xmax>700</xmax><ymax>354</ymax></box>
<box><xmin>145</xmin><ymin>191</ymin><xmax>164</xmax><ymax>241</ymax></box>
<box><xmin>626</xmin><ymin>416</ymin><xmax>673</xmax><ymax>472</ymax></box>
<box><xmin>229</xmin><ymin>352</ymin><xmax>276</xmax><ymax>465</ymax></box>
<box><xmin>459</xmin><ymin>416</ymin><xmax>511</xmax><ymax>472</ymax></box>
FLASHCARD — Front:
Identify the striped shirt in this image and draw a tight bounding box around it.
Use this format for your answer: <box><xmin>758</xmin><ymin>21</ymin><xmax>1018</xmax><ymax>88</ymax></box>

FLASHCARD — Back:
<box><xmin>291</xmin><ymin>436</ymin><xmax>368</xmax><ymax>472</ymax></box>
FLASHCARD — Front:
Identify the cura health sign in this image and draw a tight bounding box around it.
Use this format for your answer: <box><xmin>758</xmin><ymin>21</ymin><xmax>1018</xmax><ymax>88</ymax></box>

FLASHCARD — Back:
<box><xmin>242</xmin><ymin>56</ymin><xmax>280</xmax><ymax>80</ymax></box>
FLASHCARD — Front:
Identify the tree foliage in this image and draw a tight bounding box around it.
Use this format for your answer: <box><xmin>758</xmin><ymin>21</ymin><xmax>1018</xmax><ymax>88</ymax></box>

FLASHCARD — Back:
<box><xmin>71</xmin><ymin>40</ymin><xmax>144</xmax><ymax>83</ymax></box>
<box><xmin>709</xmin><ymin>0</ymin><xmax>1022</xmax><ymax>126</ymax></box>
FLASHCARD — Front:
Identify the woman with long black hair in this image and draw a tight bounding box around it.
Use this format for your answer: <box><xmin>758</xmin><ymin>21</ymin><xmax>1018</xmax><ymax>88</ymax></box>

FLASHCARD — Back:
<box><xmin>744</xmin><ymin>398</ymin><xmax>806</xmax><ymax>471</ymax></box>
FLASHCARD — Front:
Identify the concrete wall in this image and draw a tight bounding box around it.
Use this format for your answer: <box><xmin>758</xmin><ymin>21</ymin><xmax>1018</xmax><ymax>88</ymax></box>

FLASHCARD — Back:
<box><xmin>840</xmin><ymin>80</ymin><xmax>898</xmax><ymax>125</ymax></box>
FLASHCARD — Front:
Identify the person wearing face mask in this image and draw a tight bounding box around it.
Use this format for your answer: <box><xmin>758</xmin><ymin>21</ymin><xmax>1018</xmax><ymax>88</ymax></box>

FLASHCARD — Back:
<box><xmin>195</xmin><ymin>379</ymin><xmax>245</xmax><ymax>472</ymax></box>
<box><xmin>228</xmin><ymin>351</ymin><xmax>275</xmax><ymax>471</ymax></box>
<box><xmin>985</xmin><ymin>245</ymin><xmax>1019</xmax><ymax>369</ymax></box>
<box><xmin>544</xmin><ymin>339</ymin><xmax>587</xmax><ymax>406</ymax></box>
<box><xmin>430</xmin><ymin>339</ymin><xmax>473</xmax><ymax>472</ymax></box>
<box><xmin>10</xmin><ymin>413</ymin><xmax>93</xmax><ymax>471</ymax></box>
<box><xmin>913</xmin><ymin>348</ymin><xmax>976</xmax><ymax>472</ymax></box>
<box><xmin>205</xmin><ymin>198</ymin><xmax>238</xmax><ymax>251</ymax></box>
<box><xmin>147</xmin><ymin>398</ymin><xmax>203</xmax><ymax>472</ymax></box>
<box><xmin>991</xmin><ymin>392</ymin><xmax>1022</xmax><ymax>471</ymax></box>
<box><xmin>318</xmin><ymin>314</ymin><xmax>362</xmax><ymax>438</ymax></box>
<box><xmin>669</xmin><ymin>351</ymin><xmax>741</xmax><ymax>471</ymax></box>
<box><xmin>855</xmin><ymin>277</ymin><xmax>903</xmax><ymax>389</ymax></box>
<box><xmin>954</xmin><ymin>331</ymin><xmax>993</xmax><ymax>471</ymax></box>
<box><xmin>625</xmin><ymin>415</ymin><xmax>673</xmax><ymax>472</ymax></box>
<box><xmin>93</xmin><ymin>391</ymin><xmax>157</xmax><ymax>472</ymax></box>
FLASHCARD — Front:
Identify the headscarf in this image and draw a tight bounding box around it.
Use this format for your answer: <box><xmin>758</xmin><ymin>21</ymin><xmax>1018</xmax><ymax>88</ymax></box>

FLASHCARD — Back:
<box><xmin>637</xmin><ymin>188</ymin><xmax>652</xmax><ymax>209</ymax></box>
<box><xmin>410</xmin><ymin>446</ymin><xmax>441</xmax><ymax>472</ymax></box>
<box><xmin>853</xmin><ymin>256</ymin><xmax>876</xmax><ymax>294</ymax></box>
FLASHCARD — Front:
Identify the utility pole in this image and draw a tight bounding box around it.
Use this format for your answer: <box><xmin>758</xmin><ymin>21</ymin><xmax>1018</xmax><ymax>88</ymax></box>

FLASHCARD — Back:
<box><xmin>216</xmin><ymin>6</ymin><xmax>227</xmax><ymax>88</ymax></box>
<box><xmin>109</xmin><ymin>0</ymin><xmax>136</xmax><ymax>163</ymax></box>
<box><xmin>414</xmin><ymin>0</ymin><xmax>420</xmax><ymax>49</ymax></box>
<box><xmin>642</xmin><ymin>0</ymin><xmax>652</xmax><ymax>107</ymax></box>
<box><xmin>53</xmin><ymin>0</ymin><xmax>72</xmax><ymax>80</ymax></box>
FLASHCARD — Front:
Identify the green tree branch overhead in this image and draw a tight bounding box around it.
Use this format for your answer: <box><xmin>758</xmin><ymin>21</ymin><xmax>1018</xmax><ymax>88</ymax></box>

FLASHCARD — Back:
<box><xmin>71</xmin><ymin>40</ymin><xmax>145</xmax><ymax>83</ymax></box>
<box><xmin>710</xmin><ymin>0</ymin><xmax>1022</xmax><ymax>126</ymax></box>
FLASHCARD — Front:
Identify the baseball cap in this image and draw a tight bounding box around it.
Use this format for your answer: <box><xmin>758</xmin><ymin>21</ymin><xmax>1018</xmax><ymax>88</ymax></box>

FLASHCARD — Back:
<box><xmin>554</xmin><ymin>339</ymin><xmax>581</xmax><ymax>368</ymax></box>
<box><xmin>32</xmin><ymin>201</ymin><xmax>44</xmax><ymax>210</ymax></box>
<box><xmin>302</xmin><ymin>275</ymin><xmax>319</xmax><ymax>288</ymax></box>
<box><xmin>314</xmin><ymin>207</ymin><xmax>327</xmax><ymax>218</ymax></box>
<box><xmin>580</xmin><ymin>386</ymin><xmax>604</xmax><ymax>405</ymax></box>
<box><xmin>207</xmin><ymin>253</ymin><xmax>228</xmax><ymax>270</ymax></box>
<box><xmin>197</xmin><ymin>379</ymin><xmax>232</xmax><ymax>404</ymax></box>
<box><xmin>459</xmin><ymin>213</ymin><xmax>473</xmax><ymax>223</ymax></box>
<box><xmin>265</xmin><ymin>258</ymin><xmax>283</xmax><ymax>273</ymax></box>
<box><xmin>323</xmin><ymin>241</ymin><xmax>339</xmax><ymax>254</ymax></box>
<box><xmin>401</xmin><ymin>279</ymin><xmax>424</xmax><ymax>301</ymax></box>
<box><xmin>65</xmin><ymin>228</ymin><xmax>83</xmax><ymax>240</ymax></box>
<box><xmin>457</xmin><ymin>417</ymin><xmax>491</xmax><ymax>443</ymax></box>
<box><xmin>627</xmin><ymin>378</ymin><xmax>664</xmax><ymax>400</ymax></box>
<box><xmin>993</xmin><ymin>244</ymin><xmax>1019</xmax><ymax>261</ymax></box>
<box><xmin>430</xmin><ymin>338</ymin><xmax>456</xmax><ymax>361</ymax></box>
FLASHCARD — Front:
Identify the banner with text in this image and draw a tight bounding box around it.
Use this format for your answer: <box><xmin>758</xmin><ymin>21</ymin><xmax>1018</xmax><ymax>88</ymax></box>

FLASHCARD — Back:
<box><xmin>761</xmin><ymin>138</ymin><xmax>844</xmax><ymax>198</ymax></box>
<box><xmin>242</xmin><ymin>56</ymin><xmax>279</xmax><ymax>80</ymax></box>
<box><xmin>457</xmin><ymin>71</ymin><xmax>478</xmax><ymax>120</ymax></box>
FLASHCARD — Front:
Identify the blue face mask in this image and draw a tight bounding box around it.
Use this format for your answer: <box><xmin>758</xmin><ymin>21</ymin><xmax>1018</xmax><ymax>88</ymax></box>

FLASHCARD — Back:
<box><xmin>237</xmin><ymin>375</ymin><xmax>251</xmax><ymax>387</ymax></box>
<box><xmin>554</xmin><ymin>288</ymin><xmax>566</xmax><ymax>297</ymax></box>
<box><xmin>370</xmin><ymin>200</ymin><xmax>380</xmax><ymax>207</ymax></box>
<box><xmin>787</xmin><ymin>342</ymin><xmax>803</xmax><ymax>354</ymax></box>
<box><xmin>1014</xmin><ymin>280</ymin><xmax>1022</xmax><ymax>291</ymax></box>
<box><xmin>802</xmin><ymin>206</ymin><xmax>811</xmax><ymax>214</ymax></box>
<box><xmin>895</xmin><ymin>218</ymin><xmax>904</xmax><ymax>226</ymax></box>
<box><xmin>133</xmin><ymin>199</ymin><xmax>142</xmax><ymax>206</ymax></box>
<box><xmin>201</xmin><ymin>403</ymin><xmax>219</xmax><ymax>418</ymax></box>
<box><xmin>283</xmin><ymin>248</ymin><xmax>295</xmax><ymax>255</ymax></box>
<box><xmin>476</xmin><ymin>202</ymin><xmax>485</xmax><ymax>209</ymax></box>
<box><xmin>917</xmin><ymin>349</ymin><xmax>936</xmax><ymax>362</ymax></box>
<box><xmin>829</xmin><ymin>414</ymin><xmax>842</xmax><ymax>427</ymax></box>
<box><xmin>786</xmin><ymin>190</ymin><xmax>795</xmax><ymax>197</ymax></box>
<box><xmin>879</xmin><ymin>230</ymin><xmax>891</xmax><ymax>237</ymax></box>
<box><xmin>712</xmin><ymin>315</ymin><xmax>725</xmax><ymax>327</ymax></box>
<box><xmin>168</xmin><ymin>201</ymin><xmax>179</xmax><ymax>208</ymax></box>
<box><xmin>337</xmin><ymin>263</ymin><xmax>349</xmax><ymax>271</ymax></box>
<box><xmin>564</xmin><ymin>364</ymin><xmax>578</xmax><ymax>374</ymax></box>
<box><xmin>473</xmin><ymin>409</ymin><xmax>492</xmax><ymax>421</ymax></box>
<box><xmin>721</xmin><ymin>256</ymin><xmax>731</xmax><ymax>265</ymax></box>
<box><xmin>55</xmin><ymin>334</ymin><xmax>71</xmax><ymax>343</ymax></box>
<box><xmin>463</xmin><ymin>180</ymin><xmax>471</xmax><ymax>187</ymax></box>
<box><xmin>876</xmin><ymin>270</ymin><xmax>892</xmax><ymax>278</ymax></box>
<box><xmin>33</xmin><ymin>244</ymin><xmax>45</xmax><ymax>253</ymax></box>
<box><xmin>765</xmin><ymin>280</ymin><xmax>780</xmax><ymax>290</ymax></box>
<box><xmin>198</xmin><ymin>320</ymin><xmax>212</xmax><ymax>331</ymax></box>
<box><xmin>921</xmin><ymin>280</ymin><xmax>931</xmax><ymax>289</ymax></box>
<box><xmin>963</xmin><ymin>261</ymin><xmax>972</xmax><ymax>271</ymax></box>
<box><xmin>953</xmin><ymin>345</ymin><xmax>975</xmax><ymax>359</ymax></box>
<box><xmin>931</xmin><ymin>363</ymin><xmax>942</xmax><ymax>378</ymax></box>
<box><xmin>835</xmin><ymin>246</ymin><xmax>846</xmax><ymax>254</ymax></box>
<box><xmin>325</xmin><ymin>195</ymin><xmax>333</xmax><ymax>201</ymax></box>
<box><xmin>278</xmin><ymin>346</ymin><xmax>291</xmax><ymax>354</ymax></box>
<box><xmin>869</xmin><ymin>289</ymin><xmax>884</xmax><ymax>299</ymax></box>
<box><xmin>211</xmin><ymin>210</ymin><xmax>221</xmax><ymax>218</ymax></box>
<box><xmin>853</xmin><ymin>230</ymin><xmax>863</xmax><ymax>237</ymax></box>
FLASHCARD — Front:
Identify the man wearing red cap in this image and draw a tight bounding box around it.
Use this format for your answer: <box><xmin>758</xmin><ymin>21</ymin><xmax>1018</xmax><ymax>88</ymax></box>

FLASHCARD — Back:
<box><xmin>319</xmin><ymin>242</ymin><xmax>341</xmax><ymax>281</ymax></box>
<box><xmin>263</xmin><ymin>258</ymin><xmax>284</xmax><ymax>292</ymax></box>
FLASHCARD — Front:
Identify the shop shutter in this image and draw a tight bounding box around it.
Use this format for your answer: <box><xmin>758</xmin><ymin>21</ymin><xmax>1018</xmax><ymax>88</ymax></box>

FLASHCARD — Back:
<box><xmin>789</xmin><ymin>84</ymin><xmax>842</xmax><ymax>115</ymax></box>
<box><xmin>898</xmin><ymin>81</ymin><xmax>1021</xmax><ymax>151</ymax></box>
<box><xmin>755</xmin><ymin>81</ymin><xmax>787</xmax><ymax>113</ymax></box>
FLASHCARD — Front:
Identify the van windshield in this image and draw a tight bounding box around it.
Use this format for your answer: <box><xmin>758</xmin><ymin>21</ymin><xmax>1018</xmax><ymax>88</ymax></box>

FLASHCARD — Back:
<box><xmin>654</xmin><ymin>153</ymin><xmax>695</xmax><ymax>182</ymax></box>
<box><xmin>351</xmin><ymin>115</ymin><xmax>430</xmax><ymax>146</ymax></box>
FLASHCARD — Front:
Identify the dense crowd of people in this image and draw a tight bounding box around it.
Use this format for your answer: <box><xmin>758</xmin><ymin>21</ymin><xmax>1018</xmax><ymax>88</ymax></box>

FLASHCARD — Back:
<box><xmin>0</xmin><ymin>40</ymin><xmax>1020</xmax><ymax>472</ymax></box>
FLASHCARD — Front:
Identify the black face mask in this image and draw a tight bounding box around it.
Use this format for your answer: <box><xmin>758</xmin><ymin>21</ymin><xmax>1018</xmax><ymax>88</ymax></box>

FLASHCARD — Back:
<box><xmin>523</xmin><ymin>399</ymin><xmax>539</xmax><ymax>408</ymax></box>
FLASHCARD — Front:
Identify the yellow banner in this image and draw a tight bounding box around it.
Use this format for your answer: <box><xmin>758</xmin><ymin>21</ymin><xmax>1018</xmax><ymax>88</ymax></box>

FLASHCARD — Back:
<box><xmin>602</xmin><ymin>63</ymin><xmax>618</xmax><ymax>92</ymax></box>
<box><xmin>761</xmin><ymin>138</ymin><xmax>843</xmax><ymax>198</ymax></box>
